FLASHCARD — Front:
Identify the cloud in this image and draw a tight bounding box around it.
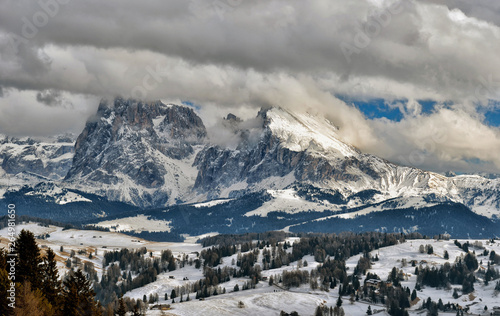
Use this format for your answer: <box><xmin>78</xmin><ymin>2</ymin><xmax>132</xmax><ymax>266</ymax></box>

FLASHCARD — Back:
<box><xmin>0</xmin><ymin>0</ymin><xmax>499</xmax><ymax>173</ymax></box>
<box><xmin>1</xmin><ymin>0</ymin><xmax>499</xmax><ymax>103</ymax></box>
<box><xmin>421</xmin><ymin>0</ymin><xmax>500</xmax><ymax>27</ymax></box>
<box><xmin>0</xmin><ymin>90</ymin><xmax>99</xmax><ymax>137</ymax></box>
<box><xmin>365</xmin><ymin>105</ymin><xmax>500</xmax><ymax>173</ymax></box>
<box><xmin>36</xmin><ymin>89</ymin><xmax>65</xmax><ymax>107</ymax></box>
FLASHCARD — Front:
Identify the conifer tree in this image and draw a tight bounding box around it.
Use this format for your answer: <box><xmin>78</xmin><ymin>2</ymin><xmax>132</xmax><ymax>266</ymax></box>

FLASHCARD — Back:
<box><xmin>14</xmin><ymin>230</ymin><xmax>42</xmax><ymax>289</ymax></box>
<box><xmin>0</xmin><ymin>249</ymin><xmax>10</xmax><ymax>315</ymax></box>
<box><xmin>62</xmin><ymin>269</ymin><xmax>99</xmax><ymax>316</ymax></box>
<box><xmin>116</xmin><ymin>298</ymin><xmax>126</xmax><ymax>316</ymax></box>
<box><xmin>41</xmin><ymin>248</ymin><xmax>61</xmax><ymax>309</ymax></box>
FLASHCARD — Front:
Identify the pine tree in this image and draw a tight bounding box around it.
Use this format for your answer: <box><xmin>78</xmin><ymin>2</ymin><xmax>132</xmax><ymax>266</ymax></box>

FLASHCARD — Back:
<box><xmin>116</xmin><ymin>298</ymin><xmax>126</xmax><ymax>316</ymax></box>
<box><xmin>411</xmin><ymin>289</ymin><xmax>417</xmax><ymax>301</ymax></box>
<box><xmin>41</xmin><ymin>248</ymin><xmax>61</xmax><ymax>310</ymax></box>
<box><xmin>14</xmin><ymin>230</ymin><xmax>42</xmax><ymax>289</ymax></box>
<box><xmin>62</xmin><ymin>269</ymin><xmax>99</xmax><ymax>316</ymax></box>
<box><xmin>168</xmin><ymin>257</ymin><xmax>176</xmax><ymax>271</ymax></box>
<box><xmin>0</xmin><ymin>249</ymin><xmax>10</xmax><ymax>316</ymax></box>
<box><xmin>315</xmin><ymin>305</ymin><xmax>323</xmax><ymax>316</ymax></box>
<box><xmin>336</xmin><ymin>296</ymin><xmax>343</xmax><ymax>307</ymax></box>
<box><xmin>367</xmin><ymin>305</ymin><xmax>373</xmax><ymax>315</ymax></box>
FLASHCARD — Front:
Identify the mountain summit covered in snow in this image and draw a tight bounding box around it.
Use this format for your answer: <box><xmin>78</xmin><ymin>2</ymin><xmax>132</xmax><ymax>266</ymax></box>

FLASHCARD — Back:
<box><xmin>1</xmin><ymin>98</ymin><xmax>499</xmax><ymax>236</ymax></box>
<box><xmin>64</xmin><ymin>98</ymin><xmax>206</xmax><ymax>207</ymax></box>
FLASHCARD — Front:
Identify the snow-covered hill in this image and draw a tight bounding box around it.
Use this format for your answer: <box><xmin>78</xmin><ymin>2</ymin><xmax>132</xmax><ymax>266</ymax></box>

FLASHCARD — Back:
<box><xmin>2</xmin><ymin>223</ymin><xmax>498</xmax><ymax>316</ymax></box>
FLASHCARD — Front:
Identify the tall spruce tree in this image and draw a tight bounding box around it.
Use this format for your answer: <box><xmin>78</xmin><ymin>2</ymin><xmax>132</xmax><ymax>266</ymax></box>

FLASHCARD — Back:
<box><xmin>0</xmin><ymin>248</ymin><xmax>11</xmax><ymax>316</ymax></box>
<box><xmin>41</xmin><ymin>248</ymin><xmax>61</xmax><ymax>309</ymax></box>
<box><xmin>14</xmin><ymin>230</ymin><xmax>42</xmax><ymax>289</ymax></box>
<box><xmin>62</xmin><ymin>269</ymin><xmax>99</xmax><ymax>316</ymax></box>
<box><xmin>116</xmin><ymin>298</ymin><xmax>126</xmax><ymax>316</ymax></box>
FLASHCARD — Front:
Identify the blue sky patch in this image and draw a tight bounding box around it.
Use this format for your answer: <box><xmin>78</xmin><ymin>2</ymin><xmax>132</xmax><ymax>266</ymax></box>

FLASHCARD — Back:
<box><xmin>181</xmin><ymin>100</ymin><xmax>201</xmax><ymax>111</ymax></box>
<box><xmin>482</xmin><ymin>101</ymin><xmax>500</xmax><ymax>127</ymax></box>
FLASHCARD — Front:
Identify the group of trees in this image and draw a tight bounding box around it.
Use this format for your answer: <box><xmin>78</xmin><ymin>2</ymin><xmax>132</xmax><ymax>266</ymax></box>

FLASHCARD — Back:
<box><xmin>9</xmin><ymin>228</ymin><xmax>494</xmax><ymax>316</ymax></box>
<box><xmin>95</xmin><ymin>247</ymin><xmax>191</xmax><ymax>306</ymax></box>
<box><xmin>290</xmin><ymin>232</ymin><xmax>407</xmax><ymax>264</ymax></box>
<box><xmin>421</xmin><ymin>297</ymin><xmax>466</xmax><ymax>316</ymax></box>
<box><xmin>0</xmin><ymin>229</ymin><xmax>100</xmax><ymax>315</ymax></box>
<box><xmin>415</xmin><ymin>252</ymin><xmax>489</xmax><ymax>294</ymax></box>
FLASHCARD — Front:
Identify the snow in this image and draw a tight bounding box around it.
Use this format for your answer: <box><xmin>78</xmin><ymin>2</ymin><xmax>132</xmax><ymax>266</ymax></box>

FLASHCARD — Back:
<box><xmin>320</xmin><ymin>196</ymin><xmax>437</xmax><ymax>220</ymax></box>
<box><xmin>147</xmin><ymin>289</ymin><xmax>331</xmax><ymax>316</ymax></box>
<box><xmin>343</xmin><ymin>239</ymin><xmax>500</xmax><ymax>315</ymax></box>
<box><xmin>152</xmin><ymin>115</ymin><xmax>166</xmax><ymax>128</ymax></box>
<box><xmin>266</xmin><ymin>108</ymin><xmax>358</xmax><ymax>157</ymax></box>
<box><xmin>23</xmin><ymin>183</ymin><xmax>92</xmax><ymax>205</ymax></box>
<box><xmin>94</xmin><ymin>215</ymin><xmax>172</xmax><ymax>233</ymax></box>
<box><xmin>193</xmin><ymin>199</ymin><xmax>233</xmax><ymax>208</ymax></box>
<box><xmin>218</xmin><ymin>181</ymin><xmax>248</xmax><ymax>199</ymax></box>
<box><xmin>56</xmin><ymin>191</ymin><xmax>92</xmax><ymax>205</ymax></box>
<box><xmin>244</xmin><ymin>189</ymin><xmax>332</xmax><ymax>217</ymax></box>
<box><xmin>2</xmin><ymin>222</ymin><xmax>500</xmax><ymax>316</ymax></box>
<box><xmin>66</xmin><ymin>144</ymin><xmax>203</xmax><ymax>207</ymax></box>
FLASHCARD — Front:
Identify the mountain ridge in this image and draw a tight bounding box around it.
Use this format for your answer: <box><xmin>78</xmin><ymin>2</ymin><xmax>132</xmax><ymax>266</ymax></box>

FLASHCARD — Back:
<box><xmin>1</xmin><ymin>98</ymin><xmax>499</xmax><ymax>227</ymax></box>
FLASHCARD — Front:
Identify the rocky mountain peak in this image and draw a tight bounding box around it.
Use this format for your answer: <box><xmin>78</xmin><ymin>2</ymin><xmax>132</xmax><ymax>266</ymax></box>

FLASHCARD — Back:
<box><xmin>64</xmin><ymin>98</ymin><xmax>207</xmax><ymax>207</ymax></box>
<box><xmin>225</xmin><ymin>113</ymin><xmax>242</xmax><ymax>123</ymax></box>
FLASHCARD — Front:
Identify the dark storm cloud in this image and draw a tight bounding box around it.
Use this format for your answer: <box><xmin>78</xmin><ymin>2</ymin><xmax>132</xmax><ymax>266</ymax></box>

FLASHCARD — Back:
<box><xmin>0</xmin><ymin>0</ymin><xmax>498</xmax><ymax>103</ymax></box>
<box><xmin>36</xmin><ymin>89</ymin><xmax>63</xmax><ymax>106</ymax></box>
<box><xmin>0</xmin><ymin>0</ymin><xmax>499</xmax><ymax>172</ymax></box>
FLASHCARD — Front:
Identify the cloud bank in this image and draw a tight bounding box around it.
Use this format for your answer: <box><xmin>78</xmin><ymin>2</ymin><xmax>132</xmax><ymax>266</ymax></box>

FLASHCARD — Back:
<box><xmin>0</xmin><ymin>0</ymin><xmax>499</xmax><ymax>173</ymax></box>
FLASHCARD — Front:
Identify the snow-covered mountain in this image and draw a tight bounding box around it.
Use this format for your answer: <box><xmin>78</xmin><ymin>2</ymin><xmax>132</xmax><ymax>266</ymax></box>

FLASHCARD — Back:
<box><xmin>194</xmin><ymin>106</ymin><xmax>500</xmax><ymax>219</ymax></box>
<box><xmin>0</xmin><ymin>135</ymin><xmax>75</xmax><ymax>198</ymax></box>
<box><xmin>1</xmin><ymin>98</ymin><xmax>499</xmax><ymax>231</ymax></box>
<box><xmin>0</xmin><ymin>135</ymin><xmax>74</xmax><ymax>180</ymax></box>
<box><xmin>64</xmin><ymin>98</ymin><xmax>206</xmax><ymax>207</ymax></box>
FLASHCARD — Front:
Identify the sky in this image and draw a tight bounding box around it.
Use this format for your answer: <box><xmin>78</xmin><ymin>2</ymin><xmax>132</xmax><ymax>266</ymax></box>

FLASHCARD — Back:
<box><xmin>0</xmin><ymin>0</ymin><xmax>499</xmax><ymax>174</ymax></box>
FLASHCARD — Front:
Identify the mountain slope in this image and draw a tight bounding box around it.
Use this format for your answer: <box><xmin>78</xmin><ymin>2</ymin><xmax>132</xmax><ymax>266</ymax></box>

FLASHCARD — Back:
<box><xmin>64</xmin><ymin>98</ymin><xmax>206</xmax><ymax>207</ymax></box>
<box><xmin>0</xmin><ymin>135</ymin><xmax>74</xmax><ymax>180</ymax></box>
<box><xmin>194</xmin><ymin>107</ymin><xmax>500</xmax><ymax>218</ymax></box>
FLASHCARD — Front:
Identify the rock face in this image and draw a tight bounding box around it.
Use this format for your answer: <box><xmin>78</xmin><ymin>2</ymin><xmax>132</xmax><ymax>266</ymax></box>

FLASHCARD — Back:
<box><xmin>0</xmin><ymin>136</ymin><xmax>74</xmax><ymax>180</ymax></box>
<box><xmin>65</xmin><ymin>98</ymin><xmax>206</xmax><ymax>207</ymax></box>
<box><xmin>194</xmin><ymin>107</ymin><xmax>401</xmax><ymax>197</ymax></box>
<box><xmin>193</xmin><ymin>107</ymin><xmax>500</xmax><ymax>218</ymax></box>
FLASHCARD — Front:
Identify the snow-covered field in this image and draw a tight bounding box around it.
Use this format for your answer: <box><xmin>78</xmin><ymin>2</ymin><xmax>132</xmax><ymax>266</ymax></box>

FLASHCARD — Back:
<box><xmin>244</xmin><ymin>189</ymin><xmax>332</xmax><ymax>217</ymax></box>
<box><xmin>1</xmin><ymin>223</ymin><xmax>500</xmax><ymax>315</ymax></box>
<box><xmin>95</xmin><ymin>214</ymin><xmax>172</xmax><ymax>232</ymax></box>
